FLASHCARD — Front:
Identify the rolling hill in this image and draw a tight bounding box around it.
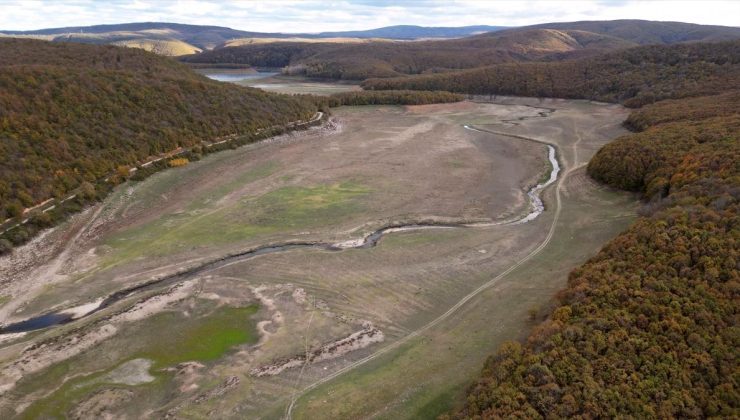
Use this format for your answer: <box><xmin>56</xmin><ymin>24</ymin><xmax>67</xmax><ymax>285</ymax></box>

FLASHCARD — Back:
<box><xmin>362</xmin><ymin>41</ymin><xmax>740</xmax><ymax>107</ymax></box>
<box><xmin>524</xmin><ymin>19</ymin><xmax>740</xmax><ymax>44</ymax></box>
<box><xmin>181</xmin><ymin>20</ymin><xmax>740</xmax><ymax>80</ymax></box>
<box><xmin>180</xmin><ymin>28</ymin><xmax>636</xmax><ymax>79</ymax></box>
<box><xmin>0</xmin><ymin>22</ymin><xmax>269</xmax><ymax>50</ymax></box>
<box><xmin>4</xmin><ymin>20</ymin><xmax>737</xmax><ymax>59</ymax></box>
<box><xmin>0</xmin><ymin>22</ymin><xmax>508</xmax><ymax>56</ymax></box>
<box><xmin>312</xmin><ymin>24</ymin><xmax>507</xmax><ymax>39</ymax></box>
<box><xmin>110</xmin><ymin>38</ymin><xmax>202</xmax><ymax>56</ymax></box>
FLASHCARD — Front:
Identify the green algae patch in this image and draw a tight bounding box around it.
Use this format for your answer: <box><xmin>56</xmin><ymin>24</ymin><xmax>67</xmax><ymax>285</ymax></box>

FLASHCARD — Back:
<box><xmin>136</xmin><ymin>304</ymin><xmax>259</xmax><ymax>367</ymax></box>
<box><xmin>17</xmin><ymin>304</ymin><xmax>259</xmax><ymax>419</ymax></box>
<box><xmin>250</xmin><ymin>181</ymin><xmax>371</xmax><ymax>228</ymax></box>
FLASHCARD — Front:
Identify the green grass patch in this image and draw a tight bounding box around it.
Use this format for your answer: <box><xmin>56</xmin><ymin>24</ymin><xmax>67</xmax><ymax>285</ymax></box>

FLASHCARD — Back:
<box><xmin>249</xmin><ymin>181</ymin><xmax>370</xmax><ymax>228</ymax></box>
<box><xmin>447</xmin><ymin>159</ymin><xmax>467</xmax><ymax>169</ymax></box>
<box><xmin>135</xmin><ymin>304</ymin><xmax>259</xmax><ymax>367</ymax></box>
<box><xmin>537</xmin><ymin>151</ymin><xmax>553</xmax><ymax>184</ymax></box>
<box><xmin>104</xmin><ymin>181</ymin><xmax>370</xmax><ymax>262</ymax></box>
<box><xmin>412</xmin><ymin>386</ymin><xmax>463</xmax><ymax>419</ymax></box>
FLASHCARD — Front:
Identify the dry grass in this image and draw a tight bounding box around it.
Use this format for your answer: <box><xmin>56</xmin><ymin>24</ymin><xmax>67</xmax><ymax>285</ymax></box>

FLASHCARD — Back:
<box><xmin>112</xmin><ymin>38</ymin><xmax>201</xmax><ymax>56</ymax></box>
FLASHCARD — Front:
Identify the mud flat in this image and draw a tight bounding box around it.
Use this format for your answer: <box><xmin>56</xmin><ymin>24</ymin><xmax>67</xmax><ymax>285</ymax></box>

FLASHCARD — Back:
<box><xmin>0</xmin><ymin>98</ymin><xmax>636</xmax><ymax>418</ymax></box>
<box><xmin>241</xmin><ymin>75</ymin><xmax>362</xmax><ymax>95</ymax></box>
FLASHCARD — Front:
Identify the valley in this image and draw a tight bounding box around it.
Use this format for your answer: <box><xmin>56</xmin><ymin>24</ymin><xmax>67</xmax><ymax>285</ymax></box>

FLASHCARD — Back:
<box><xmin>0</xmin><ymin>8</ymin><xmax>736</xmax><ymax>418</ymax></box>
<box><xmin>0</xmin><ymin>96</ymin><xmax>636</xmax><ymax>418</ymax></box>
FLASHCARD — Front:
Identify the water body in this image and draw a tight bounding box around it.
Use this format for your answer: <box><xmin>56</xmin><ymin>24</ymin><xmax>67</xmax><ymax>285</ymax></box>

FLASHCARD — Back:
<box><xmin>513</xmin><ymin>145</ymin><xmax>559</xmax><ymax>224</ymax></box>
<box><xmin>0</xmin><ymin>312</ymin><xmax>73</xmax><ymax>333</ymax></box>
<box><xmin>200</xmin><ymin>70</ymin><xmax>278</xmax><ymax>83</ymax></box>
<box><xmin>0</xmin><ymin>124</ymin><xmax>561</xmax><ymax>335</ymax></box>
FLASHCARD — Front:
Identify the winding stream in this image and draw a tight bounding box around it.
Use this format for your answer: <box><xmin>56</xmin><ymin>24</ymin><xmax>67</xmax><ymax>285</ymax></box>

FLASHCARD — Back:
<box><xmin>0</xmin><ymin>124</ymin><xmax>561</xmax><ymax>335</ymax></box>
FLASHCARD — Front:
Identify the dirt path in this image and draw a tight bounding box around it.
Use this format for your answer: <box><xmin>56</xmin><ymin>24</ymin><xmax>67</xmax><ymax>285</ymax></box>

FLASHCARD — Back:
<box><xmin>0</xmin><ymin>205</ymin><xmax>105</xmax><ymax>322</ymax></box>
<box><xmin>284</xmin><ymin>124</ymin><xmax>568</xmax><ymax>419</ymax></box>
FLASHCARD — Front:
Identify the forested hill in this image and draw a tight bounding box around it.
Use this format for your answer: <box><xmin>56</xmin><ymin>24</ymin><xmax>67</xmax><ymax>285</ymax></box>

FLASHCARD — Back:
<box><xmin>180</xmin><ymin>20</ymin><xmax>740</xmax><ymax>80</ymax></box>
<box><xmin>0</xmin><ymin>38</ymin><xmax>199</xmax><ymax>77</ymax></box>
<box><xmin>0</xmin><ymin>39</ymin><xmax>319</xmax><ymax>247</ymax></box>
<box><xmin>439</xmin><ymin>45</ymin><xmax>740</xmax><ymax>418</ymax></box>
<box><xmin>180</xmin><ymin>28</ymin><xmax>635</xmax><ymax>80</ymax></box>
<box><xmin>451</xmin><ymin>91</ymin><xmax>739</xmax><ymax>420</ymax></box>
<box><xmin>363</xmin><ymin>41</ymin><xmax>740</xmax><ymax>107</ymax></box>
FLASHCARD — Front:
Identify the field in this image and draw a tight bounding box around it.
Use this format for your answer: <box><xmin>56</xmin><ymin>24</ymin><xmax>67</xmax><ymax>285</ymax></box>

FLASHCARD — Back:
<box><xmin>0</xmin><ymin>97</ymin><xmax>636</xmax><ymax>418</ymax></box>
<box><xmin>241</xmin><ymin>75</ymin><xmax>362</xmax><ymax>95</ymax></box>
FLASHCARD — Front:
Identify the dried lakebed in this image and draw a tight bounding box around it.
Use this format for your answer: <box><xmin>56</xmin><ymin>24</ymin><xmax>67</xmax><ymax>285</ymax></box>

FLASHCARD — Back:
<box><xmin>0</xmin><ymin>99</ymin><xmax>635</xmax><ymax>418</ymax></box>
<box><xmin>0</xmin><ymin>126</ymin><xmax>561</xmax><ymax>335</ymax></box>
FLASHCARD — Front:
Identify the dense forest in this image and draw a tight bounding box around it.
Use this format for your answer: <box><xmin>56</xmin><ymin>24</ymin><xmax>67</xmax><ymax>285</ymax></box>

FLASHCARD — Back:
<box><xmin>363</xmin><ymin>41</ymin><xmax>740</xmax><ymax>107</ymax></box>
<box><xmin>446</xmin><ymin>73</ymin><xmax>739</xmax><ymax>418</ymax></box>
<box><xmin>0</xmin><ymin>39</ymin><xmax>321</xmax><ymax>251</ymax></box>
<box><xmin>324</xmin><ymin>90</ymin><xmax>463</xmax><ymax>106</ymax></box>
<box><xmin>623</xmin><ymin>91</ymin><xmax>740</xmax><ymax>131</ymax></box>
<box><xmin>180</xmin><ymin>28</ymin><xmax>637</xmax><ymax>80</ymax></box>
<box><xmin>0</xmin><ymin>39</ymin><xmax>201</xmax><ymax>76</ymax></box>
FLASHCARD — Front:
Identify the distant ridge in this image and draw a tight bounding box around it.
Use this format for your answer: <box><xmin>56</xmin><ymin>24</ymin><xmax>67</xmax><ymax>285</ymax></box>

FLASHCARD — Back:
<box><xmin>521</xmin><ymin>19</ymin><xmax>740</xmax><ymax>44</ymax></box>
<box><xmin>0</xmin><ymin>22</ymin><xmax>508</xmax><ymax>54</ymax></box>
<box><xmin>0</xmin><ymin>22</ymin><xmax>281</xmax><ymax>51</ymax></box>
<box><xmin>2</xmin><ymin>19</ymin><xmax>738</xmax><ymax>59</ymax></box>
<box><xmin>313</xmin><ymin>25</ymin><xmax>508</xmax><ymax>39</ymax></box>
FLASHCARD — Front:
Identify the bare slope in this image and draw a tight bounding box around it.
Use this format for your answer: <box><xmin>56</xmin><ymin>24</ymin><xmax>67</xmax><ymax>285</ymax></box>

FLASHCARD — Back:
<box><xmin>522</xmin><ymin>19</ymin><xmax>740</xmax><ymax>44</ymax></box>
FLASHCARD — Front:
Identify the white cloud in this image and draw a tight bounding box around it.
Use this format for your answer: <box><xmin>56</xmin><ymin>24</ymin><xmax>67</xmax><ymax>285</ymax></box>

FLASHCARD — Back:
<box><xmin>0</xmin><ymin>0</ymin><xmax>737</xmax><ymax>32</ymax></box>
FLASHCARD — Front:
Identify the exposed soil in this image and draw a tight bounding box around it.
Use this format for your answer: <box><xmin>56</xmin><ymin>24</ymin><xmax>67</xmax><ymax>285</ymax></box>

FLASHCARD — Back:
<box><xmin>69</xmin><ymin>388</ymin><xmax>134</xmax><ymax>420</ymax></box>
<box><xmin>251</xmin><ymin>326</ymin><xmax>384</xmax><ymax>377</ymax></box>
<box><xmin>99</xmin><ymin>358</ymin><xmax>155</xmax><ymax>386</ymax></box>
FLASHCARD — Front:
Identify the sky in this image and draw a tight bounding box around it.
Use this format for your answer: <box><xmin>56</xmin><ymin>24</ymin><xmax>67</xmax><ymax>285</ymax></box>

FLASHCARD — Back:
<box><xmin>0</xmin><ymin>0</ymin><xmax>738</xmax><ymax>32</ymax></box>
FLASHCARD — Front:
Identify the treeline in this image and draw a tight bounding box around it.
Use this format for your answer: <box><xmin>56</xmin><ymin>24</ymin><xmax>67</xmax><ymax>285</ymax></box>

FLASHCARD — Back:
<box><xmin>449</xmin><ymin>93</ymin><xmax>739</xmax><ymax>416</ymax></box>
<box><xmin>180</xmin><ymin>28</ymin><xmax>637</xmax><ymax>80</ymax></box>
<box><xmin>0</xmin><ymin>38</ymin><xmax>199</xmax><ymax>78</ymax></box>
<box><xmin>363</xmin><ymin>41</ymin><xmax>740</xmax><ymax>107</ymax></box>
<box><xmin>324</xmin><ymin>90</ymin><xmax>463</xmax><ymax>106</ymax></box>
<box><xmin>0</xmin><ymin>39</ymin><xmax>321</xmax><ymax>252</ymax></box>
<box><xmin>623</xmin><ymin>91</ymin><xmax>740</xmax><ymax>131</ymax></box>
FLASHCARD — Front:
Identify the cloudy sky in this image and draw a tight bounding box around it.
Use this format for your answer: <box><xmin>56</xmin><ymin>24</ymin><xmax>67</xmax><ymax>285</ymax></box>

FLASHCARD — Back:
<box><xmin>1</xmin><ymin>1</ymin><xmax>738</xmax><ymax>32</ymax></box>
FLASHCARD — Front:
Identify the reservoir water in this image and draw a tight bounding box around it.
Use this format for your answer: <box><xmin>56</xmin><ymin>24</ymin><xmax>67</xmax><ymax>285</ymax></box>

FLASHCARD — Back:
<box><xmin>199</xmin><ymin>70</ymin><xmax>278</xmax><ymax>83</ymax></box>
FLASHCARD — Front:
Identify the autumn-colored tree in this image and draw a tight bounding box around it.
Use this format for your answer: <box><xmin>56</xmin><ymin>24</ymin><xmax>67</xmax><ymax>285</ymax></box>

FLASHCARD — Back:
<box><xmin>450</xmin><ymin>93</ymin><xmax>739</xmax><ymax>419</ymax></box>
